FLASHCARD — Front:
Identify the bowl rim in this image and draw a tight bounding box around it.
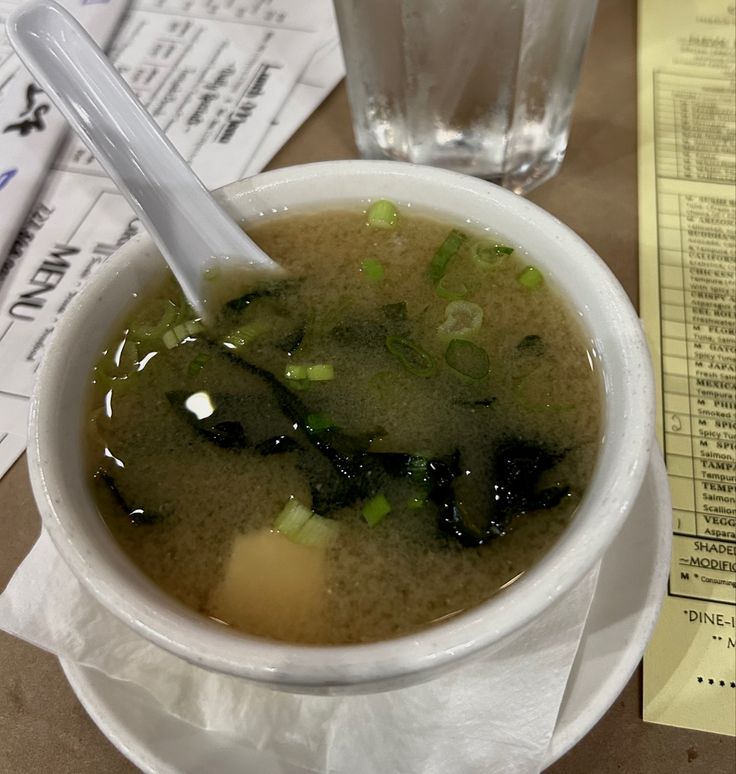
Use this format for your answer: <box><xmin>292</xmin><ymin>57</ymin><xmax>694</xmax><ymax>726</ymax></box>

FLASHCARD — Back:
<box><xmin>28</xmin><ymin>159</ymin><xmax>655</xmax><ymax>688</ymax></box>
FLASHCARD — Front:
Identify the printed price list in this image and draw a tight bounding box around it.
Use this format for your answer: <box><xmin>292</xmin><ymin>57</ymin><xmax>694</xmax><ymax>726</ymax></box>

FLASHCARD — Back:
<box><xmin>654</xmin><ymin>70</ymin><xmax>736</xmax><ymax>606</ymax></box>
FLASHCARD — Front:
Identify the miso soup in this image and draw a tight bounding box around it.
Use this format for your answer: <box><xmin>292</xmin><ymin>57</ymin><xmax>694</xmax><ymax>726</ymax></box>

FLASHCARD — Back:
<box><xmin>86</xmin><ymin>203</ymin><xmax>602</xmax><ymax>645</ymax></box>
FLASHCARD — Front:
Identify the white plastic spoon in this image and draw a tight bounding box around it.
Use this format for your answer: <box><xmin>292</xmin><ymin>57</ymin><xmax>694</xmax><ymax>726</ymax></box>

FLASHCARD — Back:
<box><xmin>6</xmin><ymin>0</ymin><xmax>284</xmax><ymax>323</ymax></box>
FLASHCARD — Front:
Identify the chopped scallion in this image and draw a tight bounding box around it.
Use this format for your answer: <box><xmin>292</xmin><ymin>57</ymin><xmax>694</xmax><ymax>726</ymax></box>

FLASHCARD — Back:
<box><xmin>292</xmin><ymin>514</ymin><xmax>339</xmax><ymax>547</ymax></box>
<box><xmin>172</xmin><ymin>323</ymin><xmax>188</xmax><ymax>341</ymax></box>
<box><xmin>385</xmin><ymin>335</ymin><xmax>437</xmax><ymax>378</ymax></box>
<box><xmin>436</xmin><ymin>274</ymin><xmax>469</xmax><ymax>301</ymax></box>
<box><xmin>285</xmin><ymin>364</ymin><xmax>308</xmax><ymax>380</ymax></box>
<box><xmin>286</xmin><ymin>364</ymin><xmax>335</xmax><ymax>381</ymax></box>
<box><xmin>127</xmin><ymin>301</ymin><xmax>178</xmax><ymax>341</ymax></box>
<box><xmin>445</xmin><ymin>339</ymin><xmax>490</xmax><ymax>380</ymax></box>
<box><xmin>366</xmin><ymin>199</ymin><xmax>398</xmax><ymax>229</ymax></box>
<box><xmin>273</xmin><ymin>497</ymin><xmax>313</xmax><ymax>537</ymax></box>
<box><xmin>222</xmin><ymin>320</ymin><xmax>269</xmax><ymax>349</ymax></box>
<box><xmin>273</xmin><ymin>499</ymin><xmax>339</xmax><ymax>547</ymax></box>
<box><xmin>427</xmin><ymin>229</ymin><xmax>468</xmax><ymax>285</ymax></box>
<box><xmin>407</xmin><ymin>495</ymin><xmax>426</xmax><ymax>510</ymax></box>
<box><xmin>472</xmin><ymin>240</ymin><xmax>514</xmax><ymax>268</ymax></box>
<box><xmin>163</xmin><ymin>319</ymin><xmax>203</xmax><ymax>349</ymax></box>
<box><xmin>517</xmin><ymin>265</ymin><xmax>544</xmax><ymax>290</ymax></box>
<box><xmin>307</xmin><ymin>364</ymin><xmax>335</xmax><ymax>381</ymax></box>
<box><xmin>437</xmin><ymin>300</ymin><xmax>483</xmax><ymax>340</ymax></box>
<box><xmin>362</xmin><ymin>493</ymin><xmax>391</xmax><ymax>527</ymax></box>
<box><xmin>162</xmin><ymin>329</ymin><xmax>179</xmax><ymax>349</ymax></box>
<box><xmin>361</xmin><ymin>258</ymin><xmax>385</xmax><ymax>281</ymax></box>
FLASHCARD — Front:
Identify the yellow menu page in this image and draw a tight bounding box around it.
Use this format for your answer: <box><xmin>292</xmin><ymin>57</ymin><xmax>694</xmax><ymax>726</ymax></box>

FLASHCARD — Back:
<box><xmin>639</xmin><ymin>0</ymin><xmax>736</xmax><ymax>736</ymax></box>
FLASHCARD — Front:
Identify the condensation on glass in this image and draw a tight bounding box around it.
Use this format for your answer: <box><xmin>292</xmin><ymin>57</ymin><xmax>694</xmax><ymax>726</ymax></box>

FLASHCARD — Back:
<box><xmin>334</xmin><ymin>0</ymin><xmax>599</xmax><ymax>194</ymax></box>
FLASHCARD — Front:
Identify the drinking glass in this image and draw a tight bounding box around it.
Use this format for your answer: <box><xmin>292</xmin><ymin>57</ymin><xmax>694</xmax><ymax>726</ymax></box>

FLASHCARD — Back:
<box><xmin>333</xmin><ymin>0</ymin><xmax>599</xmax><ymax>194</ymax></box>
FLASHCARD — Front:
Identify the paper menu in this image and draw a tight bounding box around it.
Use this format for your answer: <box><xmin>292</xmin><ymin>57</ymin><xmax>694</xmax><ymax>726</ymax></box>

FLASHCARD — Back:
<box><xmin>0</xmin><ymin>0</ymin><xmax>131</xmax><ymax>298</ymax></box>
<box><xmin>0</xmin><ymin>0</ymin><xmax>343</xmax><ymax>480</ymax></box>
<box><xmin>639</xmin><ymin>0</ymin><xmax>736</xmax><ymax>737</ymax></box>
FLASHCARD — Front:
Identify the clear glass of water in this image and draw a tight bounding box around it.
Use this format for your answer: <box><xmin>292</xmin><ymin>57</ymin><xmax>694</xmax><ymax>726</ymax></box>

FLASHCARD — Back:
<box><xmin>333</xmin><ymin>0</ymin><xmax>599</xmax><ymax>194</ymax></box>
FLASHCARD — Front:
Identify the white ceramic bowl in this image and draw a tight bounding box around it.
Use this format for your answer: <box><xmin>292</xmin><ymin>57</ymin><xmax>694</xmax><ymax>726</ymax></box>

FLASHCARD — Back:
<box><xmin>28</xmin><ymin>161</ymin><xmax>654</xmax><ymax>693</ymax></box>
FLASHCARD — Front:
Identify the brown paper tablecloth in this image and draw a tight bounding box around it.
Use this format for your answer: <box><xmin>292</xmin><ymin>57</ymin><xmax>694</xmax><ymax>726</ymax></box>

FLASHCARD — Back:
<box><xmin>1</xmin><ymin>1</ymin><xmax>734</xmax><ymax>771</ymax></box>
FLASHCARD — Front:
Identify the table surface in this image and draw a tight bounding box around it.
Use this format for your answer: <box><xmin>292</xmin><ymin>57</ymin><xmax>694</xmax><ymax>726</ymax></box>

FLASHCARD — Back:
<box><xmin>1</xmin><ymin>0</ymin><xmax>734</xmax><ymax>772</ymax></box>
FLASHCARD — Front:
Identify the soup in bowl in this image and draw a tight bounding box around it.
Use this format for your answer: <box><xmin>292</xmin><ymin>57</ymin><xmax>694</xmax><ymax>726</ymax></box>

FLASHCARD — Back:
<box><xmin>28</xmin><ymin>161</ymin><xmax>654</xmax><ymax>692</ymax></box>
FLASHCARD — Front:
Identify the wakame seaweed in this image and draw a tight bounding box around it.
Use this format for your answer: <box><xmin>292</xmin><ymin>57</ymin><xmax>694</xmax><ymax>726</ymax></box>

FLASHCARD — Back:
<box><xmin>219</xmin><ymin>344</ymin><xmax>568</xmax><ymax>543</ymax></box>
<box><xmin>224</xmin><ymin>279</ymin><xmax>299</xmax><ymax>313</ymax></box>
<box><xmin>517</xmin><ymin>334</ymin><xmax>545</xmax><ymax>356</ymax></box>
<box><xmin>171</xmin><ymin>341</ymin><xmax>571</xmax><ymax>545</ymax></box>
<box><xmin>276</xmin><ymin>325</ymin><xmax>306</xmax><ymax>355</ymax></box>
<box><xmin>255</xmin><ymin>435</ymin><xmax>302</xmax><ymax>455</ymax></box>
<box><xmin>437</xmin><ymin>438</ymin><xmax>570</xmax><ymax>547</ymax></box>
<box><xmin>166</xmin><ymin>391</ymin><xmax>250</xmax><ymax>449</ymax></box>
<box><xmin>96</xmin><ymin>469</ymin><xmax>160</xmax><ymax>526</ymax></box>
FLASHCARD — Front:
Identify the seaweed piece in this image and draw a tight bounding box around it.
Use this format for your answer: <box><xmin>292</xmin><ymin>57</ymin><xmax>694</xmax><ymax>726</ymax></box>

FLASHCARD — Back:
<box><xmin>166</xmin><ymin>391</ymin><xmax>250</xmax><ymax>449</ymax></box>
<box><xmin>457</xmin><ymin>398</ymin><xmax>496</xmax><ymax>408</ymax></box>
<box><xmin>204</xmin><ymin>420</ymin><xmax>249</xmax><ymax>449</ymax></box>
<box><xmin>437</xmin><ymin>438</ymin><xmax>569</xmax><ymax>547</ymax></box>
<box><xmin>96</xmin><ymin>469</ymin><xmax>159</xmax><ymax>526</ymax></box>
<box><xmin>516</xmin><ymin>335</ymin><xmax>545</xmax><ymax>356</ymax></box>
<box><xmin>202</xmin><ymin>344</ymin><xmax>570</xmax><ymax>530</ymax></box>
<box><xmin>276</xmin><ymin>325</ymin><xmax>306</xmax><ymax>355</ymax></box>
<box><xmin>224</xmin><ymin>279</ymin><xmax>297</xmax><ymax>313</ymax></box>
<box><xmin>255</xmin><ymin>435</ymin><xmax>302</xmax><ymax>455</ymax></box>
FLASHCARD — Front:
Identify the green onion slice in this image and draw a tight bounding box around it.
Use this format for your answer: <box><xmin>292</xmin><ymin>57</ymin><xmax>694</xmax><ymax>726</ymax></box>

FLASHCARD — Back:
<box><xmin>127</xmin><ymin>301</ymin><xmax>179</xmax><ymax>341</ymax></box>
<box><xmin>307</xmin><ymin>364</ymin><xmax>334</xmax><ymax>381</ymax></box>
<box><xmin>472</xmin><ymin>240</ymin><xmax>514</xmax><ymax>268</ymax></box>
<box><xmin>285</xmin><ymin>364</ymin><xmax>309</xmax><ymax>380</ymax></box>
<box><xmin>273</xmin><ymin>497</ymin><xmax>313</xmax><ymax>537</ymax></box>
<box><xmin>427</xmin><ymin>229</ymin><xmax>468</xmax><ymax>285</ymax></box>
<box><xmin>361</xmin><ymin>258</ymin><xmax>385</xmax><ymax>281</ymax></box>
<box><xmin>366</xmin><ymin>199</ymin><xmax>399</xmax><ymax>229</ymax></box>
<box><xmin>436</xmin><ymin>274</ymin><xmax>469</xmax><ymax>301</ymax></box>
<box><xmin>438</xmin><ymin>300</ymin><xmax>483</xmax><ymax>340</ymax></box>
<box><xmin>362</xmin><ymin>493</ymin><xmax>392</xmax><ymax>527</ymax></box>
<box><xmin>385</xmin><ymin>335</ymin><xmax>437</xmax><ymax>377</ymax></box>
<box><xmin>162</xmin><ymin>329</ymin><xmax>179</xmax><ymax>349</ymax></box>
<box><xmin>517</xmin><ymin>265</ymin><xmax>544</xmax><ymax>290</ymax></box>
<box><xmin>445</xmin><ymin>339</ymin><xmax>490</xmax><ymax>380</ymax></box>
<box><xmin>163</xmin><ymin>319</ymin><xmax>204</xmax><ymax>350</ymax></box>
<box><xmin>407</xmin><ymin>495</ymin><xmax>426</xmax><ymax>510</ymax></box>
<box><xmin>222</xmin><ymin>320</ymin><xmax>269</xmax><ymax>349</ymax></box>
<box><xmin>292</xmin><ymin>514</ymin><xmax>339</xmax><ymax>547</ymax></box>
<box><xmin>274</xmin><ymin>499</ymin><xmax>339</xmax><ymax>547</ymax></box>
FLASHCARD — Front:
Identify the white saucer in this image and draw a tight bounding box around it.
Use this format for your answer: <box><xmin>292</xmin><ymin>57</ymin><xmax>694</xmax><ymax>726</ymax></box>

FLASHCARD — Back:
<box><xmin>60</xmin><ymin>450</ymin><xmax>671</xmax><ymax>773</ymax></box>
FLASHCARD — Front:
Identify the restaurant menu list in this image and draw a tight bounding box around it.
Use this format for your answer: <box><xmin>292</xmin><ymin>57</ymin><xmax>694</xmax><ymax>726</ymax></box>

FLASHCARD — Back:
<box><xmin>0</xmin><ymin>0</ymin><xmax>343</xmax><ymax>480</ymax></box>
<box><xmin>639</xmin><ymin>0</ymin><xmax>736</xmax><ymax>737</ymax></box>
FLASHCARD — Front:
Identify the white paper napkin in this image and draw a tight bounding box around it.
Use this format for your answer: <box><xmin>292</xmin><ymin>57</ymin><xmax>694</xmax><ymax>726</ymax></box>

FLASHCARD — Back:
<box><xmin>0</xmin><ymin>530</ymin><xmax>599</xmax><ymax>774</ymax></box>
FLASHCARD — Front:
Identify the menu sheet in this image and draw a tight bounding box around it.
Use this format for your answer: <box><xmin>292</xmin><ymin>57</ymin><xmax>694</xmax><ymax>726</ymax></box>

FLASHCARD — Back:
<box><xmin>639</xmin><ymin>0</ymin><xmax>736</xmax><ymax>736</ymax></box>
<box><xmin>0</xmin><ymin>0</ymin><xmax>130</xmax><ymax>268</ymax></box>
<box><xmin>0</xmin><ymin>0</ymin><xmax>343</xmax><ymax>479</ymax></box>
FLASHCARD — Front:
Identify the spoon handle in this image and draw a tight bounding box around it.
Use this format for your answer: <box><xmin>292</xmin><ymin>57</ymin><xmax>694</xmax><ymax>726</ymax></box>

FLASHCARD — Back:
<box><xmin>7</xmin><ymin>0</ymin><xmax>282</xmax><ymax>320</ymax></box>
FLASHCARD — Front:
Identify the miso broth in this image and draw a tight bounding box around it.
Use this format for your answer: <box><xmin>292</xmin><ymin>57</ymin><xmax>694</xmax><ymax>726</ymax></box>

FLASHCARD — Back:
<box><xmin>86</xmin><ymin>205</ymin><xmax>602</xmax><ymax>645</ymax></box>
